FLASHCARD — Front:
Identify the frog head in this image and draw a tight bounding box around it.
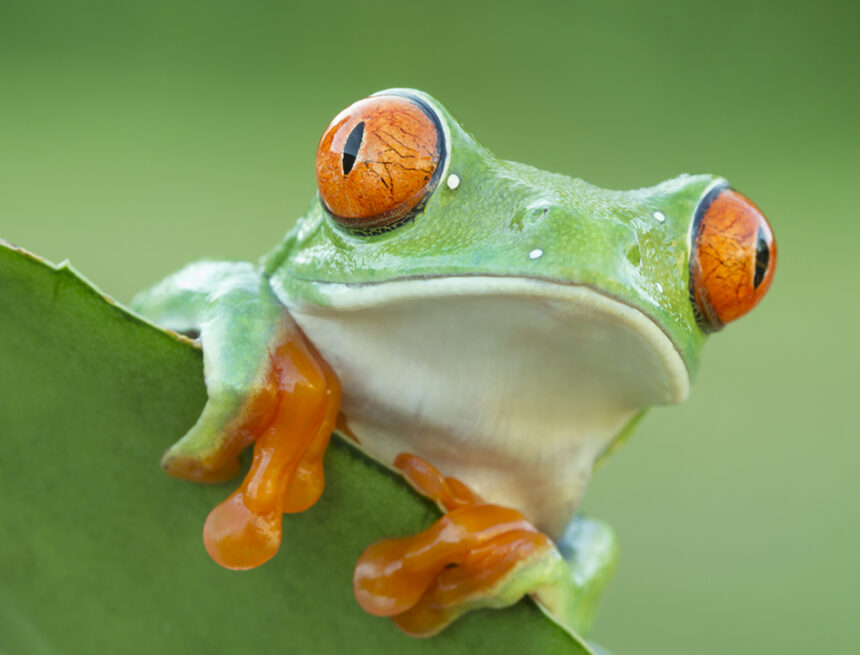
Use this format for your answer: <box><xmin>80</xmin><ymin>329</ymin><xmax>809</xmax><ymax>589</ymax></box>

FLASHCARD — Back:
<box><xmin>265</xmin><ymin>89</ymin><xmax>776</xmax><ymax>532</ymax></box>
<box><xmin>269</xmin><ymin>87</ymin><xmax>776</xmax><ymax>384</ymax></box>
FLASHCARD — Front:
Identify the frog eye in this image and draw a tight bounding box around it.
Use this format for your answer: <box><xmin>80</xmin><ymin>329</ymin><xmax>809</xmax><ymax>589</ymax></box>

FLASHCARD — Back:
<box><xmin>315</xmin><ymin>94</ymin><xmax>445</xmax><ymax>233</ymax></box>
<box><xmin>690</xmin><ymin>187</ymin><xmax>777</xmax><ymax>331</ymax></box>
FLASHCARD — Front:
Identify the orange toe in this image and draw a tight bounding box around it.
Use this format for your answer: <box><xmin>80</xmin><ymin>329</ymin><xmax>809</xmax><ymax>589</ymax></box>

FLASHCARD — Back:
<box><xmin>355</xmin><ymin>453</ymin><xmax>556</xmax><ymax>636</ymax></box>
<box><xmin>200</xmin><ymin>325</ymin><xmax>341</xmax><ymax>571</ymax></box>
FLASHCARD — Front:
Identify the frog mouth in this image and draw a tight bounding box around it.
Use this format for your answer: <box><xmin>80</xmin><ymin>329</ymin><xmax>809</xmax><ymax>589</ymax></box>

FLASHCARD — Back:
<box><xmin>280</xmin><ymin>274</ymin><xmax>691</xmax><ymax>407</ymax></box>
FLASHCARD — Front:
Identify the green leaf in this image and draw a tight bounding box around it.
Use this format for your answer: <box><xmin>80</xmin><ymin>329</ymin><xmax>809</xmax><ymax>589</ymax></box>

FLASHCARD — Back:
<box><xmin>0</xmin><ymin>242</ymin><xmax>596</xmax><ymax>654</ymax></box>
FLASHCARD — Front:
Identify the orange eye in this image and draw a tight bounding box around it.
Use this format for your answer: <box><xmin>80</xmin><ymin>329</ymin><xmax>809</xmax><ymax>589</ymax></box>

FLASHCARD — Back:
<box><xmin>315</xmin><ymin>94</ymin><xmax>445</xmax><ymax>232</ymax></box>
<box><xmin>690</xmin><ymin>187</ymin><xmax>777</xmax><ymax>331</ymax></box>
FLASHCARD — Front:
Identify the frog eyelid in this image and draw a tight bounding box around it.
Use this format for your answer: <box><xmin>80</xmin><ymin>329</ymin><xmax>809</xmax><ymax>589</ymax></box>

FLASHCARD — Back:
<box><xmin>371</xmin><ymin>89</ymin><xmax>453</xmax><ymax>174</ymax></box>
<box><xmin>687</xmin><ymin>180</ymin><xmax>729</xmax><ymax>254</ymax></box>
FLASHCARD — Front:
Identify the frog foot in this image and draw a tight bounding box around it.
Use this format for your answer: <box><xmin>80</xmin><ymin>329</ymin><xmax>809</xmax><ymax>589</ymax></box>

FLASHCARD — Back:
<box><xmin>133</xmin><ymin>263</ymin><xmax>342</xmax><ymax>570</ymax></box>
<box><xmin>201</xmin><ymin>328</ymin><xmax>341</xmax><ymax>570</ymax></box>
<box><xmin>353</xmin><ymin>454</ymin><xmax>560</xmax><ymax>637</ymax></box>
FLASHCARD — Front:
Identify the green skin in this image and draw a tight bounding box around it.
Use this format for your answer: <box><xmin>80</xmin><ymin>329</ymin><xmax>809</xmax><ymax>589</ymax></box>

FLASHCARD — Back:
<box><xmin>132</xmin><ymin>88</ymin><xmax>722</xmax><ymax>639</ymax></box>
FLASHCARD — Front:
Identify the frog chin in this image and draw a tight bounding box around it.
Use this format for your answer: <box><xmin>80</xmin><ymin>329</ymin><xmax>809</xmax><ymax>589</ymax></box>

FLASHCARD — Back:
<box><xmin>277</xmin><ymin>275</ymin><xmax>690</xmax><ymax>539</ymax></box>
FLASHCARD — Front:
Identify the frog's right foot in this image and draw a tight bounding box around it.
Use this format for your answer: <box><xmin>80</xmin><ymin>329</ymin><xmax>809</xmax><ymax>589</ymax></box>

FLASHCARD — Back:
<box><xmin>199</xmin><ymin>323</ymin><xmax>341</xmax><ymax>570</ymax></box>
<box><xmin>132</xmin><ymin>262</ymin><xmax>341</xmax><ymax>569</ymax></box>
<box><xmin>159</xmin><ymin>376</ymin><xmax>276</xmax><ymax>485</ymax></box>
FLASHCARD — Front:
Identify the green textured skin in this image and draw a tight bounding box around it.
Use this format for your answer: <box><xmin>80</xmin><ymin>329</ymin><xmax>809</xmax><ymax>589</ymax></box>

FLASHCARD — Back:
<box><xmin>265</xmin><ymin>88</ymin><xmax>715</xmax><ymax>375</ymax></box>
<box><xmin>126</xmin><ymin>88</ymin><xmax>732</xmax><ymax>640</ymax></box>
<box><xmin>131</xmin><ymin>261</ymin><xmax>290</xmax><ymax>475</ymax></box>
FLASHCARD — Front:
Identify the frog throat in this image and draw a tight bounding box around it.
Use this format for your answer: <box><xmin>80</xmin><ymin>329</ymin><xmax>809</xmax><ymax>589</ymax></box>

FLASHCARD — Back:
<box><xmin>273</xmin><ymin>274</ymin><xmax>691</xmax><ymax>406</ymax></box>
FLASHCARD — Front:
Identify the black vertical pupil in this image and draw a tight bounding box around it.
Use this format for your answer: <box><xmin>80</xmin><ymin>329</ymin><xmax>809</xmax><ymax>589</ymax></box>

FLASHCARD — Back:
<box><xmin>753</xmin><ymin>226</ymin><xmax>770</xmax><ymax>289</ymax></box>
<box><xmin>342</xmin><ymin>122</ymin><xmax>365</xmax><ymax>175</ymax></box>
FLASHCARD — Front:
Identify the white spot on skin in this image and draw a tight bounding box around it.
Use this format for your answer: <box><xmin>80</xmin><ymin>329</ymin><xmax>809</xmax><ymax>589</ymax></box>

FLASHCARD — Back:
<box><xmin>447</xmin><ymin>174</ymin><xmax>460</xmax><ymax>190</ymax></box>
<box><xmin>529</xmin><ymin>249</ymin><xmax>544</xmax><ymax>260</ymax></box>
<box><xmin>655</xmin><ymin>282</ymin><xmax>663</xmax><ymax>294</ymax></box>
<box><xmin>653</xmin><ymin>211</ymin><xmax>666</xmax><ymax>223</ymax></box>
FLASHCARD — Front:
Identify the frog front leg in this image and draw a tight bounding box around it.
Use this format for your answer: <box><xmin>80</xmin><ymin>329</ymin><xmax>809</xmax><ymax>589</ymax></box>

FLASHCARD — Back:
<box><xmin>353</xmin><ymin>454</ymin><xmax>617</xmax><ymax>638</ymax></box>
<box><xmin>132</xmin><ymin>261</ymin><xmax>341</xmax><ymax>568</ymax></box>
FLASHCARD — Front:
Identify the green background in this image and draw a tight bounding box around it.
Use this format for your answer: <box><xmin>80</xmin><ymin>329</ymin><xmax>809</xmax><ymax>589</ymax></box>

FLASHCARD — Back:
<box><xmin>1</xmin><ymin>1</ymin><xmax>857</xmax><ymax>653</ymax></box>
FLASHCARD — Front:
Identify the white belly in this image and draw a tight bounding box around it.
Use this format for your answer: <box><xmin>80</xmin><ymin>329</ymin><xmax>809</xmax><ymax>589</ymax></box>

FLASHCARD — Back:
<box><xmin>284</xmin><ymin>276</ymin><xmax>689</xmax><ymax>538</ymax></box>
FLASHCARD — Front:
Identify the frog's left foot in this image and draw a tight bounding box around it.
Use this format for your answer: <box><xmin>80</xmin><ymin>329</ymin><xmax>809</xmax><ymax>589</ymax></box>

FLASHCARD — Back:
<box><xmin>353</xmin><ymin>455</ymin><xmax>556</xmax><ymax>636</ymax></box>
<box><xmin>353</xmin><ymin>454</ymin><xmax>618</xmax><ymax>637</ymax></box>
<box><xmin>132</xmin><ymin>261</ymin><xmax>341</xmax><ymax>570</ymax></box>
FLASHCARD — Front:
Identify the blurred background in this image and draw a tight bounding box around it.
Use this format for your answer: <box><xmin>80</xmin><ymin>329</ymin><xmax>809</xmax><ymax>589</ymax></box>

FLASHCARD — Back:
<box><xmin>1</xmin><ymin>0</ymin><xmax>857</xmax><ymax>652</ymax></box>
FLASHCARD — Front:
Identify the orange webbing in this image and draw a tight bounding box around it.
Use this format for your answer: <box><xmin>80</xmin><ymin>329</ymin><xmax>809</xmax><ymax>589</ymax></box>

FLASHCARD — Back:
<box><xmin>354</xmin><ymin>453</ymin><xmax>553</xmax><ymax>636</ymax></box>
<box><xmin>203</xmin><ymin>331</ymin><xmax>341</xmax><ymax>570</ymax></box>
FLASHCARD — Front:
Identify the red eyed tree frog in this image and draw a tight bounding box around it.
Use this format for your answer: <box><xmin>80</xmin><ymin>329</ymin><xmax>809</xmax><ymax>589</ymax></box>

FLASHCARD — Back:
<box><xmin>131</xmin><ymin>89</ymin><xmax>776</xmax><ymax>639</ymax></box>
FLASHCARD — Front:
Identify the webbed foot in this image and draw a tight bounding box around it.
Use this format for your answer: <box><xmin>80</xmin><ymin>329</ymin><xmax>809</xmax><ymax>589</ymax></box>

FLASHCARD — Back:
<box><xmin>353</xmin><ymin>454</ymin><xmax>617</xmax><ymax>638</ymax></box>
<box><xmin>132</xmin><ymin>262</ymin><xmax>340</xmax><ymax>569</ymax></box>
<box><xmin>353</xmin><ymin>454</ymin><xmax>558</xmax><ymax>636</ymax></box>
<box><xmin>202</xmin><ymin>329</ymin><xmax>340</xmax><ymax>570</ymax></box>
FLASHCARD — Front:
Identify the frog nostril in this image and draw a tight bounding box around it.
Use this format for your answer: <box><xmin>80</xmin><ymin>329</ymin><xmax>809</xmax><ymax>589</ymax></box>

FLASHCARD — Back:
<box><xmin>525</xmin><ymin>200</ymin><xmax>552</xmax><ymax>222</ymax></box>
<box><xmin>509</xmin><ymin>203</ymin><xmax>552</xmax><ymax>232</ymax></box>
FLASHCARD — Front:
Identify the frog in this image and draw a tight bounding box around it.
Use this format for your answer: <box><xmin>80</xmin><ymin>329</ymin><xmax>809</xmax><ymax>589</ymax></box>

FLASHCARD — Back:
<box><xmin>130</xmin><ymin>88</ymin><xmax>776</xmax><ymax>640</ymax></box>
